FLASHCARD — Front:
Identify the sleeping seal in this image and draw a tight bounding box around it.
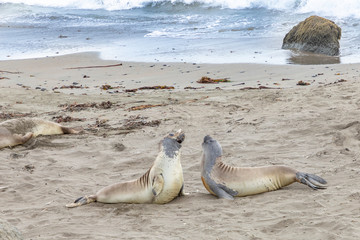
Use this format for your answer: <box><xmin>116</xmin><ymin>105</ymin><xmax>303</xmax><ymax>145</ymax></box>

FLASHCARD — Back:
<box><xmin>201</xmin><ymin>135</ymin><xmax>327</xmax><ymax>199</ymax></box>
<box><xmin>66</xmin><ymin>129</ymin><xmax>186</xmax><ymax>207</ymax></box>
<box><xmin>0</xmin><ymin>117</ymin><xmax>79</xmax><ymax>149</ymax></box>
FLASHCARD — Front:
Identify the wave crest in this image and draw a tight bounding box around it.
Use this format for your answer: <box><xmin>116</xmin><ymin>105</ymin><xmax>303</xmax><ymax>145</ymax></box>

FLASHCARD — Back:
<box><xmin>1</xmin><ymin>0</ymin><xmax>360</xmax><ymax>18</ymax></box>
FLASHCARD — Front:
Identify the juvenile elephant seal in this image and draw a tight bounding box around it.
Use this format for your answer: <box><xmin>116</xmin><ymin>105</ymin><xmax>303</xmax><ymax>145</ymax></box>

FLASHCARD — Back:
<box><xmin>0</xmin><ymin>118</ymin><xmax>79</xmax><ymax>149</ymax></box>
<box><xmin>66</xmin><ymin>130</ymin><xmax>186</xmax><ymax>208</ymax></box>
<box><xmin>201</xmin><ymin>135</ymin><xmax>327</xmax><ymax>199</ymax></box>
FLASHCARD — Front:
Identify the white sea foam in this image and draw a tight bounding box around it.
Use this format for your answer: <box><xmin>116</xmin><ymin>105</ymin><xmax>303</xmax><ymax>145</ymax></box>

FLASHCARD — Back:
<box><xmin>1</xmin><ymin>0</ymin><xmax>359</xmax><ymax>18</ymax></box>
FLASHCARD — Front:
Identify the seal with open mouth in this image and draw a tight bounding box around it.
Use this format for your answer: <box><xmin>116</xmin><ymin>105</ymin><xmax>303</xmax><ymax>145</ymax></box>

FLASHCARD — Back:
<box><xmin>66</xmin><ymin>130</ymin><xmax>186</xmax><ymax>207</ymax></box>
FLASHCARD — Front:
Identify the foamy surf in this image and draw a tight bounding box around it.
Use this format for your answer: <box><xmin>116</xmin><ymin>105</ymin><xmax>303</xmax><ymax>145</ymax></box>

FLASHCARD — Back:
<box><xmin>0</xmin><ymin>0</ymin><xmax>359</xmax><ymax>63</ymax></box>
<box><xmin>1</xmin><ymin>0</ymin><xmax>360</xmax><ymax>18</ymax></box>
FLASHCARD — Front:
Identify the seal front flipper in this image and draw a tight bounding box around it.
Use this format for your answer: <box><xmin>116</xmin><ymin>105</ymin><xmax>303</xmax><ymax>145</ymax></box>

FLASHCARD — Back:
<box><xmin>152</xmin><ymin>173</ymin><xmax>164</xmax><ymax>196</ymax></box>
<box><xmin>202</xmin><ymin>176</ymin><xmax>237</xmax><ymax>200</ymax></box>
<box><xmin>66</xmin><ymin>195</ymin><xmax>96</xmax><ymax>208</ymax></box>
<box><xmin>178</xmin><ymin>184</ymin><xmax>189</xmax><ymax>196</ymax></box>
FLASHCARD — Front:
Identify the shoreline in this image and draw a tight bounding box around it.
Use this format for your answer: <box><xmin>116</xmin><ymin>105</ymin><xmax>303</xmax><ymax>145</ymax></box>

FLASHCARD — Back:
<box><xmin>1</xmin><ymin>52</ymin><xmax>359</xmax><ymax>95</ymax></box>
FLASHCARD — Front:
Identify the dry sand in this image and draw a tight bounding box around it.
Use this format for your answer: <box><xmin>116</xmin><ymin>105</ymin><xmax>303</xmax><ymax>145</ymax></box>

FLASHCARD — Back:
<box><xmin>0</xmin><ymin>53</ymin><xmax>360</xmax><ymax>239</ymax></box>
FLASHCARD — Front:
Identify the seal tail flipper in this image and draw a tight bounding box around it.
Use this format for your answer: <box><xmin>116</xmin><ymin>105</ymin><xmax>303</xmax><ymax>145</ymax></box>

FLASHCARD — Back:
<box><xmin>66</xmin><ymin>195</ymin><xmax>96</xmax><ymax>208</ymax></box>
<box><xmin>61</xmin><ymin>126</ymin><xmax>82</xmax><ymax>134</ymax></box>
<box><xmin>296</xmin><ymin>172</ymin><xmax>327</xmax><ymax>190</ymax></box>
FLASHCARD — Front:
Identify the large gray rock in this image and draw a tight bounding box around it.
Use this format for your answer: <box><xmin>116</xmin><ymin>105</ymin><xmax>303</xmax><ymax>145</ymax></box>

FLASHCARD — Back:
<box><xmin>282</xmin><ymin>16</ymin><xmax>341</xmax><ymax>56</ymax></box>
<box><xmin>0</xmin><ymin>219</ymin><xmax>23</xmax><ymax>240</ymax></box>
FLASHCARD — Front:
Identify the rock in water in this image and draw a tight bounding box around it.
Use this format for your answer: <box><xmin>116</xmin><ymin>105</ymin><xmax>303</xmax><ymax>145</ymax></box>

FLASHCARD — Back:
<box><xmin>0</xmin><ymin>219</ymin><xmax>23</xmax><ymax>240</ymax></box>
<box><xmin>282</xmin><ymin>16</ymin><xmax>341</xmax><ymax>56</ymax></box>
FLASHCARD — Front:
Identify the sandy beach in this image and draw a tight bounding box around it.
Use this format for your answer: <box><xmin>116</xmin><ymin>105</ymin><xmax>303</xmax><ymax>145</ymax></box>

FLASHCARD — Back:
<box><xmin>1</xmin><ymin>52</ymin><xmax>360</xmax><ymax>239</ymax></box>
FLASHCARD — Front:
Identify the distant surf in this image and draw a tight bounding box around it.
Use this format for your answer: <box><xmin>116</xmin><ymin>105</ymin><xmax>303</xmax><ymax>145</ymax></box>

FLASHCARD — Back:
<box><xmin>0</xmin><ymin>0</ymin><xmax>359</xmax><ymax>64</ymax></box>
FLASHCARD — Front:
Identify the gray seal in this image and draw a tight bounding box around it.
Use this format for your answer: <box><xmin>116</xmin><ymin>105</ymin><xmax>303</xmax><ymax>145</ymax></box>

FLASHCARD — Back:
<box><xmin>201</xmin><ymin>135</ymin><xmax>327</xmax><ymax>199</ymax></box>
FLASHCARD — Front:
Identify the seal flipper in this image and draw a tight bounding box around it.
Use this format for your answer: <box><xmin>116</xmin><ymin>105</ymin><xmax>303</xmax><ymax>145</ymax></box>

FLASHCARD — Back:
<box><xmin>18</xmin><ymin>132</ymin><xmax>33</xmax><ymax>144</ymax></box>
<box><xmin>178</xmin><ymin>183</ymin><xmax>189</xmax><ymax>196</ymax></box>
<box><xmin>213</xmin><ymin>186</ymin><xmax>235</xmax><ymax>200</ymax></box>
<box><xmin>218</xmin><ymin>184</ymin><xmax>238</xmax><ymax>199</ymax></box>
<box><xmin>152</xmin><ymin>173</ymin><xmax>164</xmax><ymax>196</ymax></box>
<box><xmin>66</xmin><ymin>195</ymin><xmax>96</xmax><ymax>208</ymax></box>
<box><xmin>203</xmin><ymin>175</ymin><xmax>237</xmax><ymax>200</ymax></box>
<box><xmin>296</xmin><ymin>172</ymin><xmax>327</xmax><ymax>190</ymax></box>
<box><xmin>61</xmin><ymin>126</ymin><xmax>81</xmax><ymax>134</ymax></box>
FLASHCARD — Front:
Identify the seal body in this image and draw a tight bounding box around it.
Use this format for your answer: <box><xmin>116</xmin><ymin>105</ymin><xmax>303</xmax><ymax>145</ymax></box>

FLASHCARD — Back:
<box><xmin>66</xmin><ymin>130</ymin><xmax>186</xmax><ymax>207</ymax></box>
<box><xmin>0</xmin><ymin>118</ymin><xmax>79</xmax><ymax>149</ymax></box>
<box><xmin>201</xmin><ymin>135</ymin><xmax>327</xmax><ymax>199</ymax></box>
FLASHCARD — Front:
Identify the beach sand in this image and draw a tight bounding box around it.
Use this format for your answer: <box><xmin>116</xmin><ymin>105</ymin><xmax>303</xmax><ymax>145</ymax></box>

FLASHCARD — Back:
<box><xmin>1</xmin><ymin>52</ymin><xmax>360</xmax><ymax>239</ymax></box>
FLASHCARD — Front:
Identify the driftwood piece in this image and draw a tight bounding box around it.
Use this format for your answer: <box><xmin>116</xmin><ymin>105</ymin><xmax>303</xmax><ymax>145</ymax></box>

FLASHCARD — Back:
<box><xmin>65</xmin><ymin>63</ymin><xmax>123</xmax><ymax>70</ymax></box>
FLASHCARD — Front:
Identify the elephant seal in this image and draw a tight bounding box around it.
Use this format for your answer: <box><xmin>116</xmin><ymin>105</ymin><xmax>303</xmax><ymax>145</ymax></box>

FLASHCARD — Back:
<box><xmin>201</xmin><ymin>135</ymin><xmax>327</xmax><ymax>199</ymax></box>
<box><xmin>0</xmin><ymin>118</ymin><xmax>79</xmax><ymax>149</ymax></box>
<box><xmin>66</xmin><ymin>130</ymin><xmax>186</xmax><ymax>208</ymax></box>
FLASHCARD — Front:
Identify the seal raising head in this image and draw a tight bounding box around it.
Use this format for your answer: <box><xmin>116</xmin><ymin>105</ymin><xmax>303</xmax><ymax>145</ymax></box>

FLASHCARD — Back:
<box><xmin>66</xmin><ymin>129</ymin><xmax>186</xmax><ymax>208</ymax></box>
<box><xmin>201</xmin><ymin>135</ymin><xmax>327</xmax><ymax>199</ymax></box>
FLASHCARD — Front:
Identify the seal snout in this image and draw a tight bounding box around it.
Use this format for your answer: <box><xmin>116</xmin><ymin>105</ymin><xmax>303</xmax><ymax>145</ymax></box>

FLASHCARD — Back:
<box><xmin>203</xmin><ymin>135</ymin><xmax>213</xmax><ymax>143</ymax></box>
<box><xmin>169</xmin><ymin>129</ymin><xmax>185</xmax><ymax>143</ymax></box>
<box><xmin>176</xmin><ymin>132</ymin><xmax>185</xmax><ymax>144</ymax></box>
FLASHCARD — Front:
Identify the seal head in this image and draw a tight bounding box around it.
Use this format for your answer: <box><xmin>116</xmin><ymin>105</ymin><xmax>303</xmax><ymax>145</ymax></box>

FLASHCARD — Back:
<box><xmin>162</xmin><ymin>130</ymin><xmax>185</xmax><ymax>158</ymax></box>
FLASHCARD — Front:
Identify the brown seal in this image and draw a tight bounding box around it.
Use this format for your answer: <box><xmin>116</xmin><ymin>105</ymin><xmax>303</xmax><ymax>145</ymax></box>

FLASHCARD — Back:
<box><xmin>66</xmin><ymin>130</ymin><xmax>186</xmax><ymax>208</ymax></box>
<box><xmin>201</xmin><ymin>135</ymin><xmax>327</xmax><ymax>199</ymax></box>
<box><xmin>0</xmin><ymin>118</ymin><xmax>79</xmax><ymax>149</ymax></box>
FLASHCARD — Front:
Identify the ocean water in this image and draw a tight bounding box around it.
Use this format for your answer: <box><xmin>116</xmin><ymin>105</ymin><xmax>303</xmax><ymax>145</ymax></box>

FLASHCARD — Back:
<box><xmin>0</xmin><ymin>0</ymin><xmax>359</xmax><ymax>64</ymax></box>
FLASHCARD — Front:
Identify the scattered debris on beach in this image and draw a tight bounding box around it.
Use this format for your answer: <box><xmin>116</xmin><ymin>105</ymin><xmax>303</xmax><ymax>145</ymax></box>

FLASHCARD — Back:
<box><xmin>101</xmin><ymin>84</ymin><xmax>123</xmax><ymax>90</ymax></box>
<box><xmin>127</xmin><ymin>96</ymin><xmax>209</xmax><ymax>111</ymax></box>
<box><xmin>125</xmin><ymin>85</ymin><xmax>175</xmax><ymax>92</ymax></box>
<box><xmin>0</xmin><ymin>70</ymin><xmax>22</xmax><ymax>74</ymax></box>
<box><xmin>121</xmin><ymin>115</ymin><xmax>161</xmax><ymax>130</ymax></box>
<box><xmin>128</xmin><ymin>104</ymin><xmax>165</xmax><ymax>111</ymax></box>
<box><xmin>55</xmin><ymin>85</ymin><xmax>89</xmax><ymax>90</ymax></box>
<box><xmin>65</xmin><ymin>63</ymin><xmax>122</xmax><ymax>70</ymax></box>
<box><xmin>23</xmin><ymin>164</ymin><xmax>35</xmax><ymax>174</ymax></box>
<box><xmin>86</xmin><ymin>115</ymin><xmax>161</xmax><ymax>135</ymax></box>
<box><xmin>0</xmin><ymin>112</ymin><xmax>33</xmax><ymax>119</ymax></box>
<box><xmin>324</xmin><ymin>79</ymin><xmax>347</xmax><ymax>86</ymax></box>
<box><xmin>296</xmin><ymin>80</ymin><xmax>311</xmax><ymax>86</ymax></box>
<box><xmin>59</xmin><ymin>101</ymin><xmax>114</xmax><ymax>112</ymax></box>
<box><xmin>240</xmin><ymin>86</ymin><xmax>281</xmax><ymax>90</ymax></box>
<box><xmin>184</xmin><ymin>86</ymin><xmax>204</xmax><ymax>90</ymax></box>
<box><xmin>197</xmin><ymin>76</ymin><xmax>230</xmax><ymax>84</ymax></box>
<box><xmin>52</xmin><ymin>115</ymin><xmax>86</xmax><ymax>123</ymax></box>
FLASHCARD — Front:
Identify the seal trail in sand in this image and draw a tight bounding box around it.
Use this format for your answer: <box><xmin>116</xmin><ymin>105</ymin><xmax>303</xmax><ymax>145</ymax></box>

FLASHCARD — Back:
<box><xmin>200</xmin><ymin>135</ymin><xmax>327</xmax><ymax>199</ymax></box>
<box><xmin>66</xmin><ymin>130</ymin><xmax>186</xmax><ymax>208</ymax></box>
<box><xmin>0</xmin><ymin>118</ymin><xmax>79</xmax><ymax>149</ymax></box>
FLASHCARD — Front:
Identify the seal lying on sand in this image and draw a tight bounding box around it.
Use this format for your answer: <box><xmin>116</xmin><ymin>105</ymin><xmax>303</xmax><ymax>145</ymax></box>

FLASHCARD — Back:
<box><xmin>0</xmin><ymin>118</ymin><xmax>79</xmax><ymax>149</ymax></box>
<box><xmin>66</xmin><ymin>130</ymin><xmax>186</xmax><ymax>208</ymax></box>
<box><xmin>201</xmin><ymin>135</ymin><xmax>327</xmax><ymax>199</ymax></box>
